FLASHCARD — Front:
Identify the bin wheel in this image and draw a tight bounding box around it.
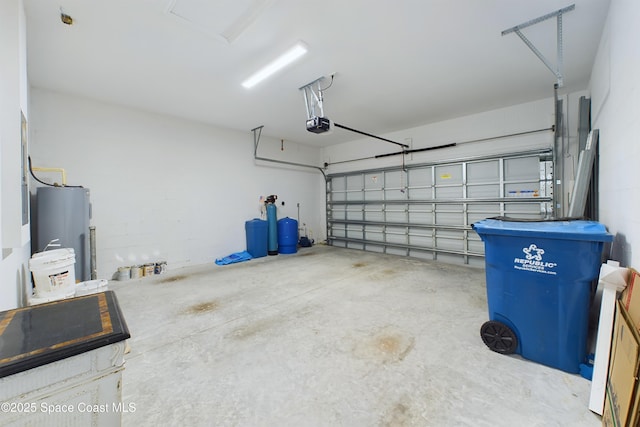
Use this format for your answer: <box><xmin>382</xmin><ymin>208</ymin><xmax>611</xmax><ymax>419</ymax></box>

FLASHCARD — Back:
<box><xmin>480</xmin><ymin>321</ymin><xmax>518</xmax><ymax>355</ymax></box>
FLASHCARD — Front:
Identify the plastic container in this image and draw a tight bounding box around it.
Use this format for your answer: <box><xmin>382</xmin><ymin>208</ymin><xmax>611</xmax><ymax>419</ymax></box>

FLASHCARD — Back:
<box><xmin>117</xmin><ymin>266</ymin><xmax>131</xmax><ymax>281</ymax></box>
<box><xmin>75</xmin><ymin>279</ymin><xmax>109</xmax><ymax>296</ymax></box>
<box><xmin>245</xmin><ymin>219</ymin><xmax>268</xmax><ymax>258</ymax></box>
<box><xmin>277</xmin><ymin>217</ymin><xmax>299</xmax><ymax>254</ymax></box>
<box><xmin>29</xmin><ymin>248</ymin><xmax>76</xmax><ymax>298</ymax></box>
<box><xmin>130</xmin><ymin>266</ymin><xmax>143</xmax><ymax>279</ymax></box>
<box><xmin>154</xmin><ymin>261</ymin><xmax>167</xmax><ymax>274</ymax></box>
<box><xmin>143</xmin><ymin>264</ymin><xmax>155</xmax><ymax>276</ymax></box>
<box><xmin>472</xmin><ymin>218</ymin><xmax>613</xmax><ymax>373</ymax></box>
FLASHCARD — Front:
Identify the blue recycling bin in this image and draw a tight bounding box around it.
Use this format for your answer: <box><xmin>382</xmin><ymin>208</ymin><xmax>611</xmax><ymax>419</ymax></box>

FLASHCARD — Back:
<box><xmin>472</xmin><ymin>218</ymin><xmax>613</xmax><ymax>373</ymax></box>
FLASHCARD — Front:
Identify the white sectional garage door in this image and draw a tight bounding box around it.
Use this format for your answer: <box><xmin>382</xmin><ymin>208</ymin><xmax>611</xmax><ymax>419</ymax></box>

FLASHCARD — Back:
<box><xmin>327</xmin><ymin>149</ymin><xmax>553</xmax><ymax>267</ymax></box>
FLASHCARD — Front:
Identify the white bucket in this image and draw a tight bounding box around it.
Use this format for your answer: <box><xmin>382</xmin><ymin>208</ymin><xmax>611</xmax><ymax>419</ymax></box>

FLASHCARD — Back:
<box><xmin>130</xmin><ymin>265</ymin><xmax>142</xmax><ymax>279</ymax></box>
<box><xmin>116</xmin><ymin>266</ymin><xmax>131</xmax><ymax>281</ymax></box>
<box><xmin>75</xmin><ymin>279</ymin><xmax>109</xmax><ymax>296</ymax></box>
<box><xmin>29</xmin><ymin>248</ymin><xmax>76</xmax><ymax>297</ymax></box>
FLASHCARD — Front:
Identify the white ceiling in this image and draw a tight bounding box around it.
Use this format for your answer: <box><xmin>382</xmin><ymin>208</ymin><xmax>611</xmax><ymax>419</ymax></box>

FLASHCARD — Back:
<box><xmin>24</xmin><ymin>0</ymin><xmax>610</xmax><ymax>147</ymax></box>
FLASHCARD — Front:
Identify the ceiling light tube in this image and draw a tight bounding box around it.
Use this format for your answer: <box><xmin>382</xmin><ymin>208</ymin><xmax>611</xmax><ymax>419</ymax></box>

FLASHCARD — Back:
<box><xmin>242</xmin><ymin>42</ymin><xmax>308</xmax><ymax>89</ymax></box>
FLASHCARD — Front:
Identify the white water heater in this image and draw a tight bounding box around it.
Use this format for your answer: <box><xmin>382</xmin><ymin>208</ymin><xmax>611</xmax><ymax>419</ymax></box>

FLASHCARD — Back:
<box><xmin>34</xmin><ymin>187</ymin><xmax>91</xmax><ymax>282</ymax></box>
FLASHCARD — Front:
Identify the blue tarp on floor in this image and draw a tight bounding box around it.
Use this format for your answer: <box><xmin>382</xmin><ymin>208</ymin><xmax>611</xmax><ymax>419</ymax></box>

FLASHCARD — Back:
<box><xmin>215</xmin><ymin>251</ymin><xmax>253</xmax><ymax>266</ymax></box>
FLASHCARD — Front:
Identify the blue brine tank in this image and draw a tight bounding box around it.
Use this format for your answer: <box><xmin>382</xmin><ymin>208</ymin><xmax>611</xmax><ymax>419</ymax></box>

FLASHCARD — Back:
<box><xmin>277</xmin><ymin>217</ymin><xmax>298</xmax><ymax>254</ymax></box>
<box><xmin>245</xmin><ymin>219</ymin><xmax>268</xmax><ymax>258</ymax></box>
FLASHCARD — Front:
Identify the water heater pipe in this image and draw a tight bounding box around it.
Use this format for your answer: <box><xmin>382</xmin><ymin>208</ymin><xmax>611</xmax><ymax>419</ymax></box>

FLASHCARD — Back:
<box><xmin>32</xmin><ymin>166</ymin><xmax>67</xmax><ymax>186</ymax></box>
<box><xmin>90</xmin><ymin>226</ymin><xmax>97</xmax><ymax>280</ymax></box>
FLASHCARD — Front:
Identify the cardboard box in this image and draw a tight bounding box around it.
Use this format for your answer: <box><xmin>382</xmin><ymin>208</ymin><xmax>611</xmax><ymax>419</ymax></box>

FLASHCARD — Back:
<box><xmin>603</xmin><ymin>270</ymin><xmax>640</xmax><ymax>426</ymax></box>
<box><xmin>603</xmin><ymin>299</ymin><xmax>640</xmax><ymax>426</ymax></box>
<box><xmin>621</xmin><ymin>270</ymin><xmax>640</xmax><ymax>328</ymax></box>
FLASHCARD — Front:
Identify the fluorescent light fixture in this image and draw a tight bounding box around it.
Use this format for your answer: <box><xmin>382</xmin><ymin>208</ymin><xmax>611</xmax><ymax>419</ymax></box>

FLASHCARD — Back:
<box><xmin>242</xmin><ymin>42</ymin><xmax>308</xmax><ymax>89</ymax></box>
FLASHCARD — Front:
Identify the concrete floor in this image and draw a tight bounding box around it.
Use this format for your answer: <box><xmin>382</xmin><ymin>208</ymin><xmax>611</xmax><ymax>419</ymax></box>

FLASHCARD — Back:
<box><xmin>110</xmin><ymin>244</ymin><xmax>601</xmax><ymax>427</ymax></box>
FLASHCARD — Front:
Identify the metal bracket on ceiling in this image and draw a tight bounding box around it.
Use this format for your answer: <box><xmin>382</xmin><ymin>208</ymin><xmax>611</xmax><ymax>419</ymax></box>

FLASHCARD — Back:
<box><xmin>251</xmin><ymin>125</ymin><xmax>264</xmax><ymax>156</ymax></box>
<box><xmin>502</xmin><ymin>4</ymin><xmax>575</xmax><ymax>87</ymax></box>
<box><xmin>299</xmin><ymin>77</ymin><xmax>326</xmax><ymax>120</ymax></box>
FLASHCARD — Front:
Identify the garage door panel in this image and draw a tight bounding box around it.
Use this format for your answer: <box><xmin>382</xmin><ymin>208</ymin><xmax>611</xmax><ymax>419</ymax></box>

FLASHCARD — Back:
<box><xmin>346</xmin><ymin>226</ymin><xmax>363</xmax><ymax>240</ymax></box>
<box><xmin>385</xmin><ymin>206</ymin><xmax>408</xmax><ymax>222</ymax></box>
<box><xmin>409</xmin><ymin>249</ymin><xmax>436</xmax><ymax>260</ymax></box>
<box><xmin>467</xmin><ymin>160</ymin><xmax>499</xmax><ymax>183</ymax></box>
<box><xmin>505</xmin><ymin>157</ymin><xmax>539</xmax><ymax>181</ymax></box>
<box><xmin>331</xmin><ymin>192</ymin><xmax>347</xmax><ymax>202</ymax></box>
<box><xmin>435</xmin><ymin>230</ymin><xmax>464</xmax><ymax>251</ymax></box>
<box><xmin>468</xmin><ymin>184</ymin><xmax>499</xmax><ymax>198</ymax></box>
<box><xmin>408</xmin><ymin>209</ymin><xmax>433</xmax><ymax>224</ymax></box>
<box><xmin>330</xmin><ymin>177</ymin><xmax>347</xmax><ymax>202</ymax></box>
<box><xmin>327</xmin><ymin>150</ymin><xmax>552</xmax><ymax>265</ymax></box>
<box><xmin>435</xmin><ymin>186</ymin><xmax>463</xmax><ymax>199</ymax></box>
<box><xmin>435</xmin><ymin>165</ymin><xmax>462</xmax><ymax>184</ymax></box>
<box><xmin>468</xmin><ymin>203</ymin><xmax>500</xmax><ymax>223</ymax></box>
<box><xmin>386</xmin><ymin>247</ymin><xmax>408</xmax><ymax>256</ymax></box>
<box><xmin>384</xmin><ymin>171</ymin><xmax>407</xmax><ymax>201</ymax></box>
<box><xmin>331</xmin><ymin>206</ymin><xmax>347</xmax><ymax>221</ymax></box>
<box><xmin>346</xmin><ymin>241</ymin><xmax>364</xmax><ymax>250</ymax></box>
<box><xmin>346</xmin><ymin>191</ymin><xmax>364</xmax><ymax>201</ymax></box>
<box><xmin>468</xmin><ymin>239</ymin><xmax>485</xmax><ymax>253</ymax></box>
<box><xmin>504</xmin><ymin>203</ymin><xmax>542</xmax><ymax>218</ymax></box>
<box><xmin>436</xmin><ymin>252</ymin><xmax>467</xmax><ymax>264</ymax></box>
<box><xmin>408</xmin><ymin>232</ymin><xmax>432</xmax><ymax>247</ymax></box>
<box><xmin>364</xmin><ymin>205</ymin><xmax>384</xmax><ymax>222</ymax></box>
<box><xmin>408</xmin><ymin>167</ymin><xmax>432</xmax><ymax>186</ymax></box>
<box><xmin>364</xmin><ymin>225</ymin><xmax>384</xmax><ymax>242</ymax></box>
<box><xmin>435</xmin><ymin>205</ymin><xmax>463</xmax><ymax>225</ymax></box>
<box><xmin>346</xmin><ymin>175</ymin><xmax>364</xmax><ymax>190</ymax></box>
<box><xmin>364</xmin><ymin>173</ymin><xmax>383</xmax><ymax>190</ymax></box>
<box><xmin>408</xmin><ymin>187</ymin><xmax>432</xmax><ymax>199</ymax></box>
<box><xmin>364</xmin><ymin>190</ymin><xmax>383</xmax><ymax>201</ymax></box>
<box><xmin>346</xmin><ymin>175</ymin><xmax>364</xmax><ymax>201</ymax></box>
<box><xmin>505</xmin><ymin>183</ymin><xmax>540</xmax><ymax>197</ymax></box>
<box><xmin>385</xmin><ymin>191</ymin><xmax>407</xmax><ymax>201</ymax></box>
<box><xmin>367</xmin><ymin>244</ymin><xmax>385</xmax><ymax>253</ymax></box>
<box><xmin>346</xmin><ymin>207</ymin><xmax>363</xmax><ymax>221</ymax></box>
<box><xmin>385</xmin><ymin>226</ymin><xmax>408</xmax><ymax>245</ymax></box>
<box><xmin>333</xmin><ymin>227</ymin><xmax>346</xmax><ymax>238</ymax></box>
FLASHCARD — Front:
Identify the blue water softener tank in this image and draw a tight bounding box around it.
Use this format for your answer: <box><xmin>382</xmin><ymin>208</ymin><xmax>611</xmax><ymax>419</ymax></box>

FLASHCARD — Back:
<box><xmin>266</xmin><ymin>203</ymin><xmax>278</xmax><ymax>255</ymax></box>
<box><xmin>245</xmin><ymin>219</ymin><xmax>268</xmax><ymax>258</ymax></box>
<box><xmin>278</xmin><ymin>217</ymin><xmax>298</xmax><ymax>254</ymax></box>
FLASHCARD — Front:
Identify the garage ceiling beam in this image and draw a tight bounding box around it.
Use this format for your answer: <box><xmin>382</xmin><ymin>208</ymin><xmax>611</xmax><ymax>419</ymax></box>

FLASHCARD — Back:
<box><xmin>502</xmin><ymin>4</ymin><xmax>575</xmax><ymax>87</ymax></box>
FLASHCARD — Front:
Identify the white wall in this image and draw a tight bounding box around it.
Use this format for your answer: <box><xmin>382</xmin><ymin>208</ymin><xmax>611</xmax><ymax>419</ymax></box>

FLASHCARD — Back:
<box><xmin>29</xmin><ymin>89</ymin><xmax>325</xmax><ymax>279</ymax></box>
<box><xmin>0</xmin><ymin>0</ymin><xmax>30</xmax><ymax>310</ymax></box>
<box><xmin>589</xmin><ymin>0</ymin><xmax>640</xmax><ymax>267</ymax></box>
